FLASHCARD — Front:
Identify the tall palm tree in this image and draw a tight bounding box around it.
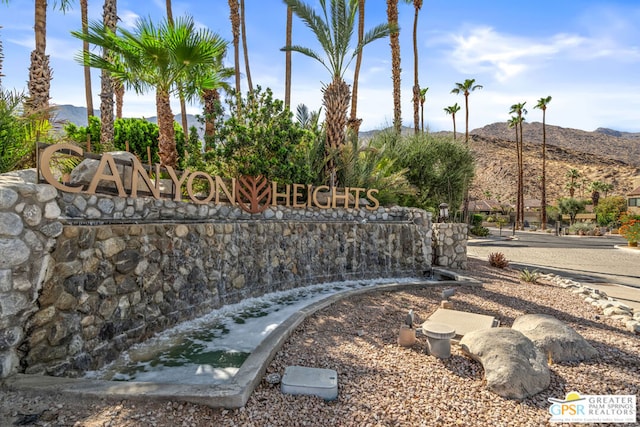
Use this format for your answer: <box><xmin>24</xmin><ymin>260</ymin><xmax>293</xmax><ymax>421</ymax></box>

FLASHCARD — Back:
<box><xmin>419</xmin><ymin>86</ymin><xmax>428</xmax><ymax>133</ymax></box>
<box><xmin>508</xmin><ymin>115</ymin><xmax>522</xmax><ymax>229</ymax></box>
<box><xmin>229</xmin><ymin>0</ymin><xmax>241</xmax><ymax>95</ymax></box>
<box><xmin>240</xmin><ymin>0</ymin><xmax>253</xmax><ymax>93</ymax></box>
<box><xmin>165</xmin><ymin>0</ymin><xmax>190</xmax><ymax>142</ymax></box>
<box><xmin>387</xmin><ymin>0</ymin><xmax>401</xmax><ymax>133</ymax></box>
<box><xmin>509</xmin><ymin>102</ymin><xmax>527</xmax><ymax>229</ymax></box>
<box><xmin>404</xmin><ymin>0</ymin><xmax>422</xmax><ymax>134</ymax></box>
<box><xmin>73</xmin><ymin>16</ymin><xmax>228</xmax><ymax>167</ymax></box>
<box><xmin>443</xmin><ymin>103</ymin><xmax>460</xmax><ymax>139</ymax></box>
<box><xmin>348</xmin><ymin>0</ymin><xmax>365</xmax><ymax>135</ymax></box>
<box><xmin>1</xmin><ymin>0</ymin><xmax>72</xmax><ymax>119</ymax></box>
<box><xmin>284</xmin><ymin>6</ymin><xmax>293</xmax><ymax>109</ymax></box>
<box><xmin>451</xmin><ymin>78</ymin><xmax>482</xmax><ymax>144</ymax></box>
<box><xmin>534</xmin><ymin>95</ymin><xmax>551</xmax><ymax>230</ymax></box>
<box><xmin>80</xmin><ymin>0</ymin><xmax>93</xmax><ymax>125</ymax></box>
<box><xmin>283</xmin><ymin>0</ymin><xmax>394</xmax><ymax>186</ymax></box>
<box><xmin>100</xmin><ymin>0</ymin><xmax>118</xmax><ymax>151</ymax></box>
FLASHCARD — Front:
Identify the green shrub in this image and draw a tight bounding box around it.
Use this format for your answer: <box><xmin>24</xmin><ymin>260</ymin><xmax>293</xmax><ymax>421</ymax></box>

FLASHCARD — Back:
<box><xmin>520</xmin><ymin>269</ymin><xmax>539</xmax><ymax>283</ymax></box>
<box><xmin>470</xmin><ymin>225</ymin><xmax>490</xmax><ymax>237</ymax></box>
<box><xmin>568</xmin><ymin>221</ymin><xmax>596</xmax><ymax>235</ymax></box>
<box><xmin>471</xmin><ymin>214</ymin><xmax>483</xmax><ymax>227</ymax></box>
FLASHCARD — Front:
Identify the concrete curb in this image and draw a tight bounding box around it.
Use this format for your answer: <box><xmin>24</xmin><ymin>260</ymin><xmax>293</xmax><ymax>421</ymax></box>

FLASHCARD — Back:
<box><xmin>2</xmin><ymin>269</ymin><xmax>480</xmax><ymax>409</ymax></box>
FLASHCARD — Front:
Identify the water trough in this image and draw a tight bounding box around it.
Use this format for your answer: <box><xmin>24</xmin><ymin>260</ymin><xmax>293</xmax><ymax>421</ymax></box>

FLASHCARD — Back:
<box><xmin>4</xmin><ymin>269</ymin><xmax>480</xmax><ymax>408</ymax></box>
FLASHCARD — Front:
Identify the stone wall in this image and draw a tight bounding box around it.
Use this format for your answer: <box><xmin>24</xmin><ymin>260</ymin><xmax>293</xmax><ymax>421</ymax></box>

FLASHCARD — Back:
<box><xmin>432</xmin><ymin>223</ymin><xmax>468</xmax><ymax>269</ymax></box>
<box><xmin>0</xmin><ymin>172</ymin><xmax>447</xmax><ymax>379</ymax></box>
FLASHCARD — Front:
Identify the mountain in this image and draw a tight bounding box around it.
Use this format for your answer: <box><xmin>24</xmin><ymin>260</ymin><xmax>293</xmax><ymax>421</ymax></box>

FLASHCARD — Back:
<box><xmin>468</xmin><ymin>122</ymin><xmax>639</xmax><ymax>203</ymax></box>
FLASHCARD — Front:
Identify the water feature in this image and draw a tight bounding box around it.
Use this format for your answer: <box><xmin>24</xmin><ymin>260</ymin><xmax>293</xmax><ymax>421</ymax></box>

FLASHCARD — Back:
<box><xmin>85</xmin><ymin>272</ymin><xmax>459</xmax><ymax>386</ymax></box>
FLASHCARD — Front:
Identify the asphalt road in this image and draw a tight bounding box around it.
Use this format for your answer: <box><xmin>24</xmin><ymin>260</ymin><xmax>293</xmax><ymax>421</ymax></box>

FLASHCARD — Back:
<box><xmin>467</xmin><ymin>229</ymin><xmax>640</xmax><ymax>309</ymax></box>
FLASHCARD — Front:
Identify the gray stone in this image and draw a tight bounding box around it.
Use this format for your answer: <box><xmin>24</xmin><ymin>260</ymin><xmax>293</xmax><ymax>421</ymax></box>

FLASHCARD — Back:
<box><xmin>39</xmin><ymin>221</ymin><xmax>63</xmax><ymax>239</ymax></box>
<box><xmin>0</xmin><ymin>292</ymin><xmax>29</xmax><ymax>316</ymax></box>
<box><xmin>22</xmin><ymin>204</ymin><xmax>42</xmax><ymax>227</ymax></box>
<box><xmin>0</xmin><ymin>213</ymin><xmax>23</xmax><ymax>236</ymax></box>
<box><xmin>512</xmin><ymin>314</ymin><xmax>597</xmax><ymax>362</ymax></box>
<box><xmin>0</xmin><ymin>187</ymin><xmax>19</xmax><ymax>209</ymax></box>
<box><xmin>0</xmin><ymin>270</ymin><xmax>11</xmax><ymax>292</ymax></box>
<box><xmin>36</xmin><ymin>185</ymin><xmax>58</xmax><ymax>203</ymax></box>
<box><xmin>97</xmin><ymin>198</ymin><xmax>115</xmax><ymax>214</ymax></box>
<box><xmin>0</xmin><ymin>238</ymin><xmax>30</xmax><ymax>268</ymax></box>
<box><xmin>98</xmin><ymin>237</ymin><xmax>126</xmax><ymax>258</ymax></box>
<box><xmin>460</xmin><ymin>328</ymin><xmax>550</xmax><ymax>399</ymax></box>
<box><xmin>114</xmin><ymin>250</ymin><xmax>142</xmax><ymax>274</ymax></box>
<box><xmin>44</xmin><ymin>201</ymin><xmax>61</xmax><ymax>219</ymax></box>
<box><xmin>0</xmin><ymin>327</ymin><xmax>22</xmax><ymax>351</ymax></box>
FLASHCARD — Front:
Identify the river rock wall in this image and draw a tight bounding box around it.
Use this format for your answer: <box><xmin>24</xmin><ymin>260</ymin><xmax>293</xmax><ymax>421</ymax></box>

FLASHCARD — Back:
<box><xmin>0</xmin><ymin>172</ymin><xmax>468</xmax><ymax>379</ymax></box>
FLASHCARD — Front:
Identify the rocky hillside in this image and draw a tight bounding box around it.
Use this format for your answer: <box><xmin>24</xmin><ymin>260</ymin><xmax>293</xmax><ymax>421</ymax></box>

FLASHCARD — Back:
<box><xmin>467</xmin><ymin>122</ymin><xmax>640</xmax><ymax>204</ymax></box>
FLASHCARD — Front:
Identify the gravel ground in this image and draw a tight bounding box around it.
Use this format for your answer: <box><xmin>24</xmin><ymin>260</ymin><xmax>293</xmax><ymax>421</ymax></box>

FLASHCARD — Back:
<box><xmin>1</xmin><ymin>258</ymin><xmax>639</xmax><ymax>427</ymax></box>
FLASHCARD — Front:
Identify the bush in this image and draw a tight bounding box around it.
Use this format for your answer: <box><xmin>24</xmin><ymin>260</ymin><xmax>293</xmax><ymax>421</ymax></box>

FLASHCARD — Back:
<box><xmin>471</xmin><ymin>214</ymin><xmax>483</xmax><ymax>227</ymax></box>
<box><xmin>470</xmin><ymin>225</ymin><xmax>490</xmax><ymax>237</ymax></box>
<box><xmin>568</xmin><ymin>222</ymin><xmax>596</xmax><ymax>235</ymax></box>
<box><xmin>520</xmin><ymin>269</ymin><xmax>539</xmax><ymax>283</ymax></box>
<box><xmin>488</xmin><ymin>252</ymin><xmax>509</xmax><ymax>268</ymax></box>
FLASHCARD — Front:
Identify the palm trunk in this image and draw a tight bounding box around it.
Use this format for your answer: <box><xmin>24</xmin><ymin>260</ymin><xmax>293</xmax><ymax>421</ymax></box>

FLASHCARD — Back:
<box><xmin>28</xmin><ymin>0</ymin><xmax>51</xmax><ymax>118</ymax></box>
<box><xmin>240</xmin><ymin>0</ymin><xmax>253</xmax><ymax>92</ymax></box>
<box><xmin>387</xmin><ymin>0</ymin><xmax>401</xmax><ymax>133</ymax></box>
<box><xmin>514</xmin><ymin>124</ymin><xmax>521</xmax><ymax>230</ymax></box>
<box><xmin>229</xmin><ymin>0</ymin><xmax>241</xmax><ymax>95</ymax></box>
<box><xmin>81</xmin><ymin>0</ymin><xmax>93</xmax><ymax>123</ymax></box>
<box><xmin>348</xmin><ymin>0</ymin><xmax>365</xmax><ymax>135</ymax></box>
<box><xmin>519</xmin><ymin>120</ymin><xmax>524</xmax><ymax>229</ymax></box>
<box><xmin>323</xmin><ymin>77</ymin><xmax>350</xmax><ymax>187</ymax></box>
<box><xmin>411</xmin><ymin>3</ymin><xmax>420</xmax><ymax>134</ymax></box>
<box><xmin>202</xmin><ymin>88</ymin><xmax>220</xmax><ymax>144</ymax></box>
<box><xmin>100</xmin><ymin>0</ymin><xmax>117</xmax><ymax>151</ymax></box>
<box><xmin>157</xmin><ymin>89</ymin><xmax>177</xmax><ymax>167</ymax></box>
<box><xmin>452</xmin><ymin>115</ymin><xmax>457</xmax><ymax>140</ymax></box>
<box><xmin>284</xmin><ymin>6</ymin><xmax>292</xmax><ymax>109</ymax></box>
<box><xmin>464</xmin><ymin>93</ymin><xmax>469</xmax><ymax>144</ymax></box>
<box><xmin>541</xmin><ymin>110</ymin><xmax>547</xmax><ymax>230</ymax></box>
<box><xmin>114</xmin><ymin>81</ymin><xmax>124</xmax><ymax>119</ymax></box>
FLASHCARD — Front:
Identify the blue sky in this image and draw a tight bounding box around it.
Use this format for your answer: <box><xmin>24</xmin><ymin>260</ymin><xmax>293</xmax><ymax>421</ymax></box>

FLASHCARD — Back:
<box><xmin>1</xmin><ymin>0</ymin><xmax>639</xmax><ymax>132</ymax></box>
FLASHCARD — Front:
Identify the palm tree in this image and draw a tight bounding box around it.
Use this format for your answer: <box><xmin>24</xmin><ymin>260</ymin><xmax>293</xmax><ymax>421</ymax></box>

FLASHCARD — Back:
<box><xmin>387</xmin><ymin>0</ymin><xmax>401</xmax><ymax>133</ymax></box>
<box><xmin>1</xmin><ymin>0</ymin><xmax>72</xmax><ymax>119</ymax></box>
<box><xmin>451</xmin><ymin>78</ymin><xmax>482</xmax><ymax>144</ymax></box>
<box><xmin>509</xmin><ymin>102</ymin><xmax>527</xmax><ymax>229</ymax></box>
<box><xmin>165</xmin><ymin>0</ymin><xmax>191</xmax><ymax>142</ymax></box>
<box><xmin>405</xmin><ymin>0</ymin><xmax>422</xmax><ymax>134</ymax></box>
<box><xmin>284</xmin><ymin>6</ymin><xmax>293</xmax><ymax>109</ymax></box>
<box><xmin>240</xmin><ymin>0</ymin><xmax>253</xmax><ymax>93</ymax></box>
<box><xmin>419</xmin><ymin>86</ymin><xmax>428</xmax><ymax>133</ymax></box>
<box><xmin>508</xmin><ymin>115</ymin><xmax>522</xmax><ymax>229</ymax></box>
<box><xmin>565</xmin><ymin>168</ymin><xmax>581</xmax><ymax>197</ymax></box>
<box><xmin>73</xmin><ymin>16</ymin><xmax>228</xmax><ymax>167</ymax></box>
<box><xmin>443</xmin><ymin>103</ymin><xmax>460</xmax><ymax>139</ymax></box>
<box><xmin>80</xmin><ymin>0</ymin><xmax>93</xmax><ymax>125</ymax></box>
<box><xmin>100</xmin><ymin>0</ymin><xmax>118</xmax><ymax>151</ymax></box>
<box><xmin>534</xmin><ymin>95</ymin><xmax>551</xmax><ymax>229</ymax></box>
<box><xmin>228</xmin><ymin>0</ymin><xmax>242</xmax><ymax>97</ymax></box>
<box><xmin>348</xmin><ymin>0</ymin><xmax>365</xmax><ymax>135</ymax></box>
<box><xmin>283</xmin><ymin>0</ymin><xmax>394</xmax><ymax>186</ymax></box>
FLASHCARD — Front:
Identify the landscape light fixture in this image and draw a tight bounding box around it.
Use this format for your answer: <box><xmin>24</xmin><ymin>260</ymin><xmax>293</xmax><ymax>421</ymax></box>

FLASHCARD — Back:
<box><xmin>439</xmin><ymin>203</ymin><xmax>449</xmax><ymax>223</ymax></box>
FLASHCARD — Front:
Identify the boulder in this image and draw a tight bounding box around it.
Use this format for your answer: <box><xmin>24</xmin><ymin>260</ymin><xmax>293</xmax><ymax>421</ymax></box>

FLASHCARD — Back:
<box><xmin>511</xmin><ymin>314</ymin><xmax>597</xmax><ymax>363</ymax></box>
<box><xmin>459</xmin><ymin>328</ymin><xmax>550</xmax><ymax>399</ymax></box>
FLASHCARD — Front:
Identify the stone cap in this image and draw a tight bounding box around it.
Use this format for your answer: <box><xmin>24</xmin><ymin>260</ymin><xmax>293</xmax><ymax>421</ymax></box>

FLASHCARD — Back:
<box><xmin>421</xmin><ymin>322</ymin><xmax>456</xmax><ymax>339</ymax></box>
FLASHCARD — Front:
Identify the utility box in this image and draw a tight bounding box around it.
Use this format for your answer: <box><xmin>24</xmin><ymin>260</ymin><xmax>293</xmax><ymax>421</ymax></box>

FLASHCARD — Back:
<box><xmin>281</xmin><ymin>365</ymin><xmax>338</xmax><ymax>400</ymax></box>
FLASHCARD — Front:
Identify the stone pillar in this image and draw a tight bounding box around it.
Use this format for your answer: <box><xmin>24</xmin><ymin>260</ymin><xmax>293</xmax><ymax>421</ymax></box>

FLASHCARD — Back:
<box><xmin>0</xmin><ymin>173</ymin><xmax>62</xmax><ymax>378</ymax></box>
<box><xmin>432</xmin><ymin>223</ymin><xmax>468</xmax><ymax>269</ymax></box>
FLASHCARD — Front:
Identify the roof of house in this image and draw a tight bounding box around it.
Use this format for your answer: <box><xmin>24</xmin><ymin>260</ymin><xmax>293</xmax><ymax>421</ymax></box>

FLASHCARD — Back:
<box><xmin>628</xmin><ymin>186</ymin><xmax>640</xmax><ymax>196</ymax></box>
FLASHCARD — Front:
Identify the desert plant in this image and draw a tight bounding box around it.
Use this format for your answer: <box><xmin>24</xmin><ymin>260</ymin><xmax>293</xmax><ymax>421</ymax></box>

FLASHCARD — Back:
<box><xmin>568</xmin><ymin>221</ymin><xmax>596</xmax><ymax>235</ymax></box>
<box><xmin>470</xmin><ymin>225</ymin><xmax>490</xmax><ymax>237</ymax></box>
<box><xmin>619</xmin><ymin>216</ymin><xmax>640</xmax><ymax>245</ymax></box>
<box><xmin>488</xmin><ymin>252</ymin><xmax>509</xmax><ymax>268</ymax></box>
<box><xmin>520</xmin><ymin>269</ymin><xmax>539</xmax><ymax>283</ymax></box>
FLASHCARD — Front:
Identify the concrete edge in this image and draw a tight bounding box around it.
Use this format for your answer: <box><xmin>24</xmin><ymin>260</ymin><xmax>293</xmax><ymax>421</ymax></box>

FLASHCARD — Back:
<box><xmin>2</xmin><ymin>269</ymin><xmax>480</xmax><ymax>409</ymax></box>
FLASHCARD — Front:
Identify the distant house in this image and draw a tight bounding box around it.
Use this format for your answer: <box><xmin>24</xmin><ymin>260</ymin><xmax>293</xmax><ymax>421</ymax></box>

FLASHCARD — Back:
<box><xmin>627</xmin><ymin>177</ymin><xmax>640</xmax><ymax>214</ymax></box>
<box><xmin>468</xmin><ymin>199</ymin><xmax>506</xmax><ymax>214</ymax></box>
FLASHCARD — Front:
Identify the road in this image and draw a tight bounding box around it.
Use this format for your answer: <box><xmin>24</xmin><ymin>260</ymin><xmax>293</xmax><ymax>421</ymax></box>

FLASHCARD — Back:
<box><xmin>467</xmin><ymin>229</ymin><xmax>640</xmax><ymax>309</ymax></box>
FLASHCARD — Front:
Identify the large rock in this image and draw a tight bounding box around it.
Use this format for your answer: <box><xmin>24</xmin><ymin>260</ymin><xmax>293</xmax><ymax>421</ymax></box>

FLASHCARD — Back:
<box><xmin>459</xmin><ymin>328</ymin><xmax>550</xmax><ymax>399</ymax></box>
<box><xmin>511</xmin><ymin>314</ymin><xmax>597</xmax><ymax>363</ymax></box>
